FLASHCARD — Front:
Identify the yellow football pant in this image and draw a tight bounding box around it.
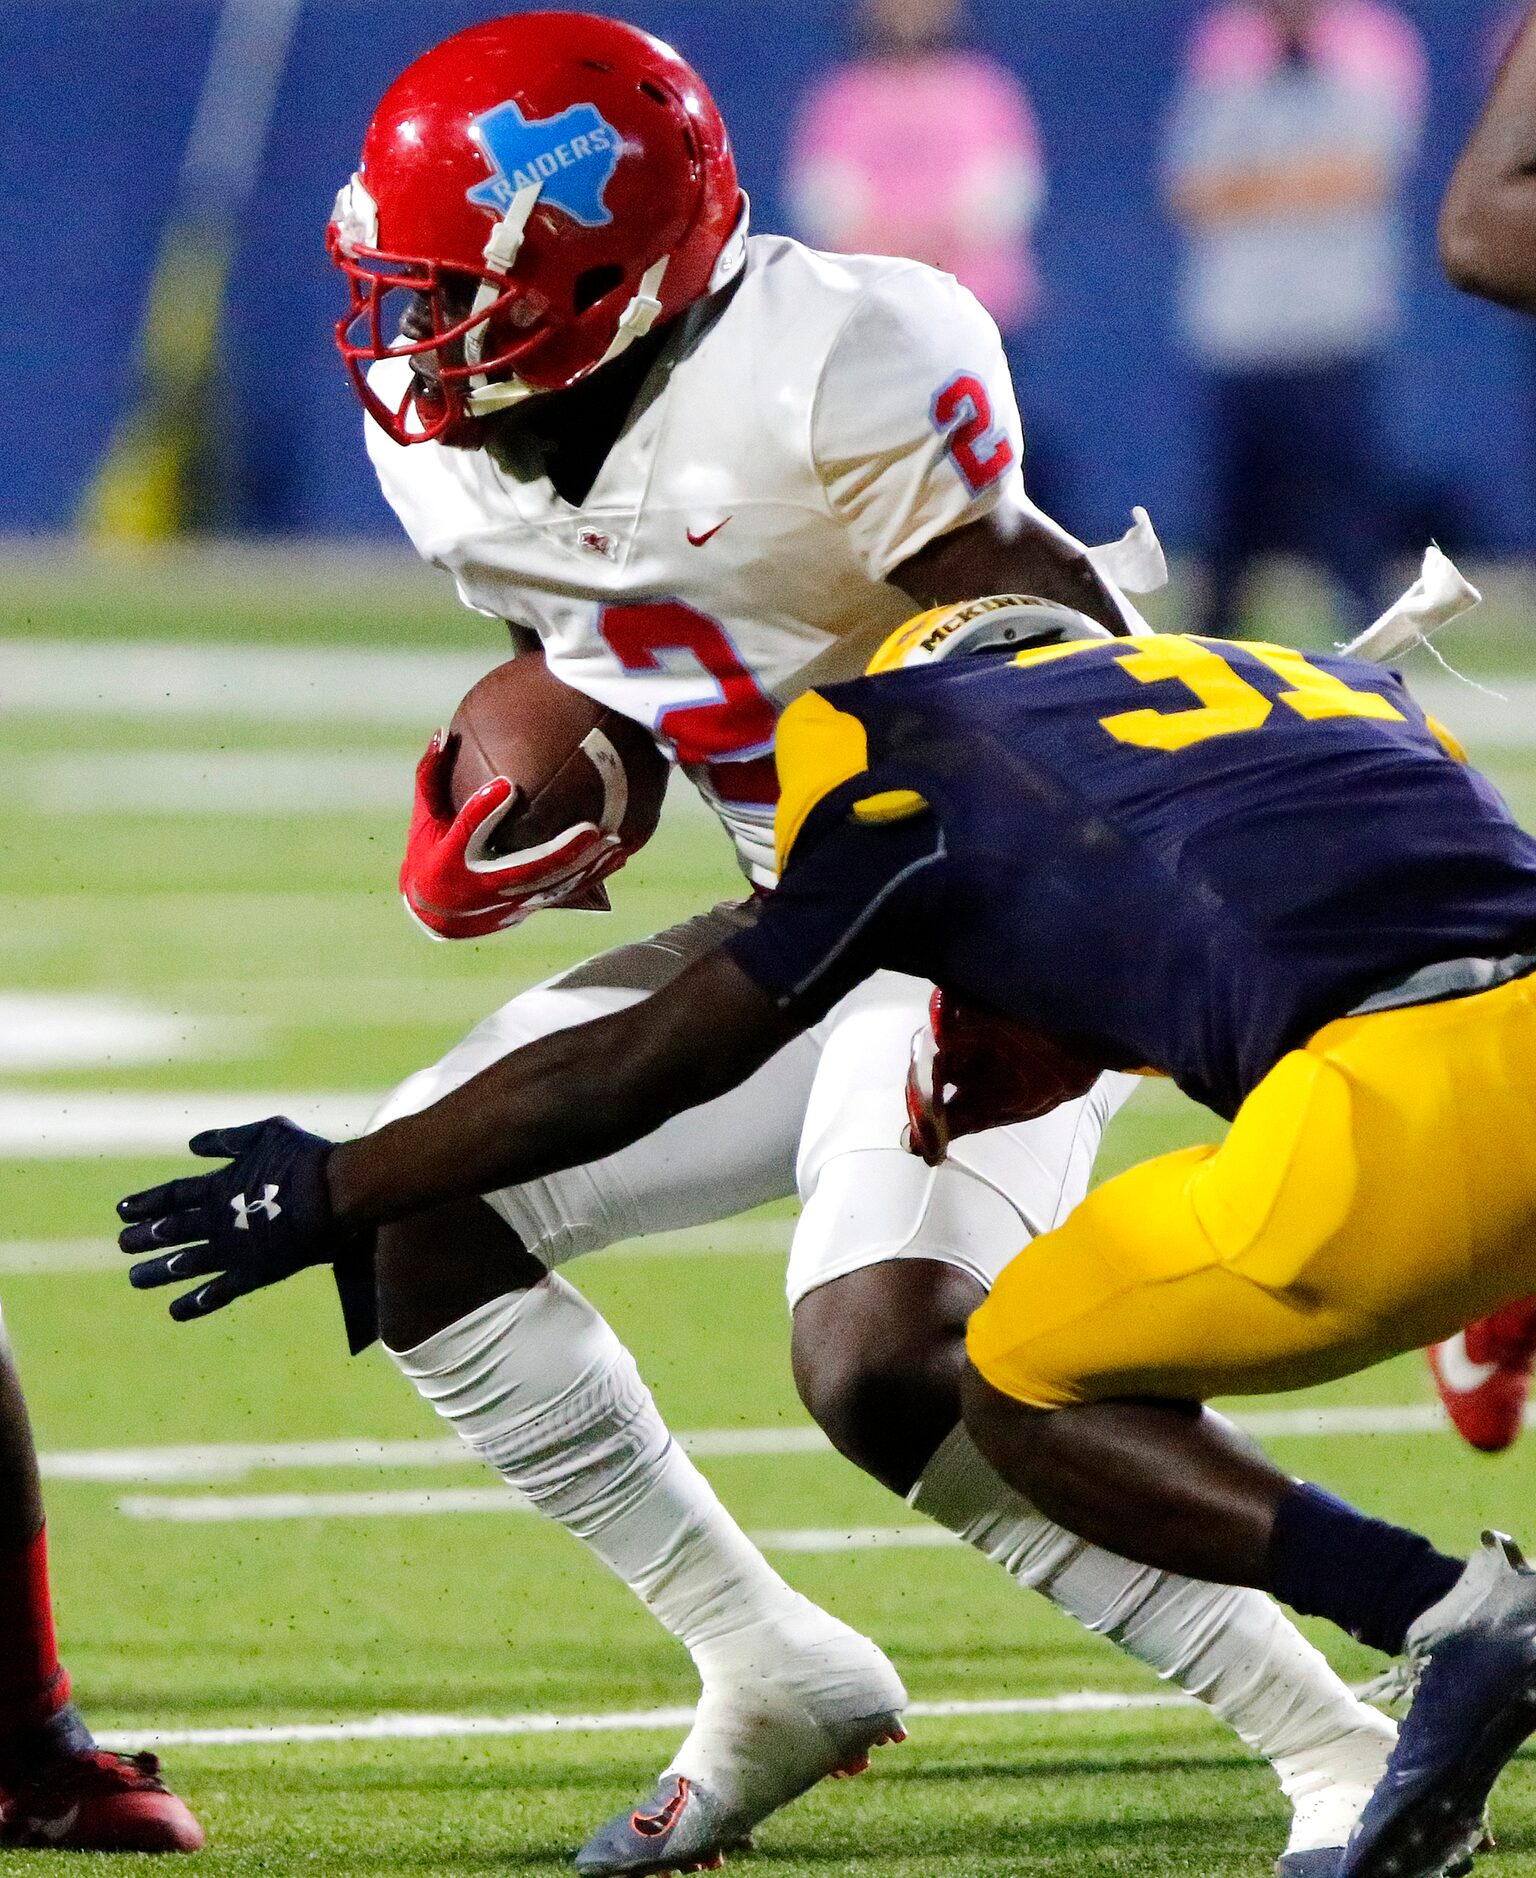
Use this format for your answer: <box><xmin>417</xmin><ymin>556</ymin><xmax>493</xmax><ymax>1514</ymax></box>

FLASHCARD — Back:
<box><xmin>968</xmin><ymin>971</ymin><xmax>1536</xmax><ymax>1409</ymax></box>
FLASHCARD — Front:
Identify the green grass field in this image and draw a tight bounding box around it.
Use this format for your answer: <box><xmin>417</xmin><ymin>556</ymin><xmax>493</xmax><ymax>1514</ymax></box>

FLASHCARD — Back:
<box><xmin>4</xmin><ymin>549</ymin><xmax>1536</xmax><ymax>1876</ymax></box>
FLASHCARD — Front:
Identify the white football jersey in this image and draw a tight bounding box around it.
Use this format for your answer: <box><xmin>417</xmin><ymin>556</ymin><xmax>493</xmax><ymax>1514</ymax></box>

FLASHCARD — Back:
<box><xmin>366</xmin><ymin>234</ymin><xmax>1026</xmax><ymax>883</ymax></box>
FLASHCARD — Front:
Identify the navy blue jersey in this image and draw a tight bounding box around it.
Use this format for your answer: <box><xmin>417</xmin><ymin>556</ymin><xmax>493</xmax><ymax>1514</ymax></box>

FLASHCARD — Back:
<box><xmin>728</xmin><ymin>635</ymin><xmax>1536</xmax><ymax>1118</ymax></box>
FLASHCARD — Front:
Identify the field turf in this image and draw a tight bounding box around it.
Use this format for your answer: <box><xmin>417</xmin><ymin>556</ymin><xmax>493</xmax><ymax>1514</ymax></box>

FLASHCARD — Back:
<box><xmin>3</xmin><ymin>549</ymin><xmax>1536</xmax><ymax>1876</ymax></box>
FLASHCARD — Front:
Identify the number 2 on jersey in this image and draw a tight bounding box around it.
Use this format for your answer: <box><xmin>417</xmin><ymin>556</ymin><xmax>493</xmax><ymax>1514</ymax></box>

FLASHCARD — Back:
<box><xmin>931</xmin><ymin>373</ymin><xmax>1016</xmax><ymax>495</ymax></box>
<box><xmin>598</xmin><ymin>600</ymin><xmax>778</xmax><ymax>765</ymax></box>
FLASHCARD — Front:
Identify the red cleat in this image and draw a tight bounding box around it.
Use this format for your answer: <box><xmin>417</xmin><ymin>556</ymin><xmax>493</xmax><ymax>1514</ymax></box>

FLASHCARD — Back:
<box><xmin>0</xmin><ymin>1748</ymin><xmax>204</xmax><ymax>1852</ymax></box>
<box><xmin>1429</xmin><ymin>1296</ymin><xmax>1536</xmax><ymax>1453</ymax></box>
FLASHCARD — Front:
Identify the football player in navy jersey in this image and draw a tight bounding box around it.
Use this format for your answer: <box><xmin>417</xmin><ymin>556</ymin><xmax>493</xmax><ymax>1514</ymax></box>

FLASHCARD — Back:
<box><xmin>121</xmin><ymin>597</ymin><xmax>1536</xmax><ymax>1877</ymax></box>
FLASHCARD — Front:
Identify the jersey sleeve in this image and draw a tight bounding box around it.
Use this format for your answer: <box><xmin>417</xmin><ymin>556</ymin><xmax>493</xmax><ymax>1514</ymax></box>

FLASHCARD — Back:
<box><xmin>363</xmin><ymin>360</ymin><xmax>503</xmax><ymax>620</ymax></box>
<box><xmin>726</xmin><ymin>802</ymin><xmax>945</xmax><ymax>1020</ymax></box>
<box><xmin>810</xmin><ymin>265</ymin><xmax>1025</xmax><ymax>582</ymax></box>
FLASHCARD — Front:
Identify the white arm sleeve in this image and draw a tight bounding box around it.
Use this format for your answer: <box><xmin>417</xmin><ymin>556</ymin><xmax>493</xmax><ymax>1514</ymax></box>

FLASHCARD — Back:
<box><xmin>810</xmin><ymin>265</ymin><xmax>1025</xmax><ymax>583</ymax></box>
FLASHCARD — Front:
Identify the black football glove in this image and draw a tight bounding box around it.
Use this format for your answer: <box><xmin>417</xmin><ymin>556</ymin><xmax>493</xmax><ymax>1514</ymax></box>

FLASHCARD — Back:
<box><xmin>117</xmin><ymin>1117</ymin><xmax>371</xmax><ymax>1331</ymax></box>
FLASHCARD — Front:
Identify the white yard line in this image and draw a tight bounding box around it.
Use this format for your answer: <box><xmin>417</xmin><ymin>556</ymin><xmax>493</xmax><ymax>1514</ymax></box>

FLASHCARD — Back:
<box><xmin>96</xmin><ymin>1688</ymin><xmax>1189</xmax><ymax>1753</ymax></box>
<box><xmin>5</xmin><ymin>1217</ymin><xmax>791</xmax><ymax>1277</ymax></box>
<box><xmin>0</xmin><ymin>1089</ymin><xmax>384</xmax><ymax>1156</ymax></box>
<box><xmin>0</xmin><ymin>994</ymin><xmax>239</xmax><ymax>1072</ymax></box>
<box><xmin>47</xmin><ymin>1438</ymin><xmax>476</xmax><ymax>1483</ymax></box>
<box><xmin>38</xmin><ymin>1401</ymin><xmax>1478</xmax><ymax>1494</ymax></box>
<box><xmin>0</xmin><ymin>1240</ymin><xmax>124</xmax><ymax>1274</ymax></box>
<box><xmin>0</xmin><ymin>752</ymin><xmax>718</xmax><ymax>822</ymax></box>
<box><xmin>1236</xmin><ymin>1404</ymin><xmax>1452</xmax><ymax>1436</ymax></box>
<box><xmin>115</xmin><ymin>1492</ymin><xmax>961</xmax><ymax>1540</ymax></box>
<box><xmin>0</xmin><ymin>640</ymin><xmax>499</xmax><ymax>725</ymax></box>
<box><xmin>7</xmin><ymin>638</ymin><xmax>1535</xmax><ymax>747</ymax></box>
<box><xmin>118</xmin><ymin>1488</ymin><xmax>539</xmax><ymax>1521</ymax></box>
<box><xmin>60</xmin><ymin>1424</ymin><xmax>826</xmax><ymax>1486</ymax></box>
<box><xmin>7</xmin><ymin>752</ymin><xmax>416</xmax><ymax>816</ymax></box>
<box><xmin>753</xmin><ymin>1526</ymin><xmax>962</xmax><ymax>1552</ymax></box>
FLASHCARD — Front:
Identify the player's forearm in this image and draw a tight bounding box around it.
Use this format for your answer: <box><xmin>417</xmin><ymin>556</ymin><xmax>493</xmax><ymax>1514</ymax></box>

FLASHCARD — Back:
<box><xmin>1441</xmin><ymin>7</ymin><xmax>1536</xmax><ymax>311</ymax></box>
<box><xmin>326</xmin><ymin>1017</ymin><xmax>655</xmax><ymax>1226</ymax></box>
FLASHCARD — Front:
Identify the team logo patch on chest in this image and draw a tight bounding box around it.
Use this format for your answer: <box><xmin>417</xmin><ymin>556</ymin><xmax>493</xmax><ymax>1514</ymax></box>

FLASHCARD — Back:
<box><xmin>467</xmin><ymin>100</ymin><xmax>623</xmax><ymax>226</ymax></box>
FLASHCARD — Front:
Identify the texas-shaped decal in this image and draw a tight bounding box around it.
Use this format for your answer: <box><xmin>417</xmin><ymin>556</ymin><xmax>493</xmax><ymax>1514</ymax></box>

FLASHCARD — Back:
<box><xmin>467</xmin><ymin>99</ymin><xmax>624</xmax><ymax>227</ymax></box>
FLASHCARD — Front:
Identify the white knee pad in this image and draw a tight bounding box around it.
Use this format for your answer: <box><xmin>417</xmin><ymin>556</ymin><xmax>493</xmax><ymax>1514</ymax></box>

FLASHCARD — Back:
<box><xmin>787</xmin><ymin>1147</ymin><xmax>1029</xmax><ymax>1308</ymax></box>
<box><xmin>788</xmin><ymin>969</ymin><xmax>1139</xmax><ymax>1306</ymax></box>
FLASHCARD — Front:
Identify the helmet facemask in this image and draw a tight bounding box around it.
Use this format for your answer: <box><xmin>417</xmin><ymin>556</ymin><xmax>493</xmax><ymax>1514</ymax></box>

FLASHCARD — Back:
<box><xmin>330</xmin><ymin>172</ymin><xmax>672</xmax><ymax>446</ymax></box>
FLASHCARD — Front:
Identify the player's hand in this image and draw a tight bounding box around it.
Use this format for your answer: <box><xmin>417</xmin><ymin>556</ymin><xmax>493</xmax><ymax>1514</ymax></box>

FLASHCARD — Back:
<box><xmin>117</xmin><ymin>1117</ymin><xmax>359</xmax><ymax>1320</ymax></box>
<box><xmin>400</xmin><ymin>731</ymin><xmax>625</xmax><ymax>940</ymax></box>
<box><xmin>905</xmin><ymin>989</ymin><xmax>1101</xmax><ymax>1166</ymax></box>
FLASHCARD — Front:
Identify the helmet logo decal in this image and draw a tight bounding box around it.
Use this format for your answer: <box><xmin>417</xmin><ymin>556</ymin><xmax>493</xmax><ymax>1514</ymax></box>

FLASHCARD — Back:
<box><xmin>467</xmin><ymin>100</ymin><xmax>623</xmax><ymax>228</ymax></box>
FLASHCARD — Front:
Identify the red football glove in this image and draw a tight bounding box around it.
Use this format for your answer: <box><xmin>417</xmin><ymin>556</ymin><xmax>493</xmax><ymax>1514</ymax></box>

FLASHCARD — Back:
<box><xmin>905</xmin><ymin>988</ymin><xmax>1101</xmax><ymax>1166</ymax></box>
<box><xmin>400</xmin><ymin>731</ymin><xmax>626</xmax><ymax>940</ymax></box>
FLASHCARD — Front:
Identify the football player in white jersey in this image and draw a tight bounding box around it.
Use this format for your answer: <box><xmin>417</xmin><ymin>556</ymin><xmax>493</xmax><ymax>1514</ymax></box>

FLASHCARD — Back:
<box><xmin>321</xmin><ymin>14</ymin><xmax>1395</xmax><ymax>1874</ymax></box>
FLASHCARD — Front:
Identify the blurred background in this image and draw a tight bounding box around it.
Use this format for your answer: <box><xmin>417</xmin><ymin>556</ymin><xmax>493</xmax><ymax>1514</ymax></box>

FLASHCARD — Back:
<box><xmin>6</xmin><ymin>0</ymin><xmax>1536</xmax><ymax>600</ymax></box>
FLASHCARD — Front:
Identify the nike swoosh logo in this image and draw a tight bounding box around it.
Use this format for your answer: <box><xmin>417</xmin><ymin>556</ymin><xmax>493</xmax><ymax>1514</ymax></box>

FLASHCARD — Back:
<box><xmin>34</xmin><ymin>1806</ymin><xmax>80</xmax><ymax>1844</ymax></box>
<box><xmin>1433</xmin><ymin>1332</ymin><xmax>1499</xmax><ymax>1393</ymax></box>
<box><xmin>686</xmin><ymin>518</ymin><xmax>731</xmax><ymax>547</ymax></box>
<box><xmin>632</xmin><ymin>1776</ymin><xmax>691</xmax><ymax>1839</ymax></box>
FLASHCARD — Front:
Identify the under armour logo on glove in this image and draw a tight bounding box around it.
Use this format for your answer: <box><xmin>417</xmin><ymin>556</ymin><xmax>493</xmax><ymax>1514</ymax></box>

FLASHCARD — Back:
<box><xmin>230</xmin><ymin>1185</ymin><xmax>282</xmax><ymax>1229</ymax></box>
<box><xmin>117</xmin><ymin>1118</ymin><xmax>361</xmax><ymax>1322</ymax></box>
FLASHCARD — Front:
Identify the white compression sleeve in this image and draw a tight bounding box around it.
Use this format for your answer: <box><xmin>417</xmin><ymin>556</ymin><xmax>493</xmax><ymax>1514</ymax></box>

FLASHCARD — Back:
<box><xmin>910</xmin><ymin>1424</ymin><xmax>1392</xmax><ymax>1849</ymax></box>
<box><xmin>390</xmin><ymin>1277</ymin><xmax>813</xmax><ymax>1654</ymax></box>
<box><xmin>390</xmin><ymin>1273</ymin><xmax>908</xmax><ymax>1807</ymax></box>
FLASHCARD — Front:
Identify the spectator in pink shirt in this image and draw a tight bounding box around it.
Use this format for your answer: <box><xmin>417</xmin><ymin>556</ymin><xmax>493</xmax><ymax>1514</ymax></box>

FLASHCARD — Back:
<box><xmin>785</xmin><ymin>0</ymin><xmax>1046</xmax><ymax>337</ymax></box>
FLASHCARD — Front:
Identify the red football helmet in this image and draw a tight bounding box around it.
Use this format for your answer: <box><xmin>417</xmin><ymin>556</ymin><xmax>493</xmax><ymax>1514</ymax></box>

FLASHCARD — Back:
<box><xmin>328</xmin><ymin>12</ymin><xmax>744</xmax><ymax>444</ymax></box>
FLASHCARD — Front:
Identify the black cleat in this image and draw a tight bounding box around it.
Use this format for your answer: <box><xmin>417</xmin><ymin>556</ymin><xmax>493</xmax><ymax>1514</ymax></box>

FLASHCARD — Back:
<box><xmin>1342</xmin><ymin>1532</ymin><xmax>1536</xmax><ymax>1878</ymax></box>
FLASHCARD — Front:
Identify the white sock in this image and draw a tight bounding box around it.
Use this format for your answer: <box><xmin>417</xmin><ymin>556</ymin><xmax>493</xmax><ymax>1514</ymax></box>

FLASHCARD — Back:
<box><xmin>911</xmin><ymin>1426</ymin><xmax>1393</xmax><ymax>1848</ymax></box>
<box><xmin>389</xmin><ymin>1278</ymin><xmax>886</xmax><ymax>1698</ymax></box>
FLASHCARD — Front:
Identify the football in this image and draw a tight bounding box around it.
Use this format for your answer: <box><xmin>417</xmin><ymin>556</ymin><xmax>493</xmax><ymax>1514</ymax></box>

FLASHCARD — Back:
<box><xmin>446</xmin><ymin>649</ymin><xmax>669</xmax><ymax>858</ymax></box>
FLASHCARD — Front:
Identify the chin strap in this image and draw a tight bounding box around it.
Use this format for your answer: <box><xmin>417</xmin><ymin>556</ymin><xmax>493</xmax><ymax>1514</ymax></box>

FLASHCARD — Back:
<box><xmin>592</xmin><ymin>256</ymin><xmax>670</xmax><ymax>370</ymax></box>
<box><xmin>463</xmin><ymin>180</ymin><xmax>543</xmax><ymax>410</ymax></box>
<box><xmin>466</xmin><ymin>253</ymin><xmax>672</xmax><ymax>417</ymax></box>
<box><xmin>461</xmin><ymin>194</ymin><xmax>747</xmax><ymax>420</ymax></box>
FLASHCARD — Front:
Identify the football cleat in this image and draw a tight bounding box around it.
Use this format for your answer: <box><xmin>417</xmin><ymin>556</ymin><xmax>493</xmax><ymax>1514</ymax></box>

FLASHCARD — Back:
<box><xmin>1341</xmin><ymin>1531</ymin><xmax>1536</xmax><ymax>1878</ymax></box>
<box><xmin>575</xmin><ymin>1675</ymin><xmax>905</xmax><ymax>1876</ymax></box>
<box><xmin>1277</xmin><ymin>1841</ymin><xmax>1479</xmax><ymax>1878</ymax></box>
<box><xmin>1277</xmin><ymin>1854</ymin><xmax>1346</xmax><ymax>1878</ymax></box>
<box><xmin>574</xmin><ymin>1773</ymin><xmax>742</xmax><ymax>1877</ymax></box>
<box><xmin>1277</xmin><ymin>1829</ymin><xmax>1483</xmax><ymax>1878</ymax></box>
<box><xmin>1273</xmin><ymin>1706</ymin><xmax>1397</xmax><ymax>1878</ymax></box>
<box><xmin>1428</xmin><ymin>1298</ymin><xmax>1536</xmax><ymax>1454</ymax></box>
<box><xmin>0</xmin><ymin>1748</ymin><xmax>204</xmax><ymax>1852</ymax></box>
